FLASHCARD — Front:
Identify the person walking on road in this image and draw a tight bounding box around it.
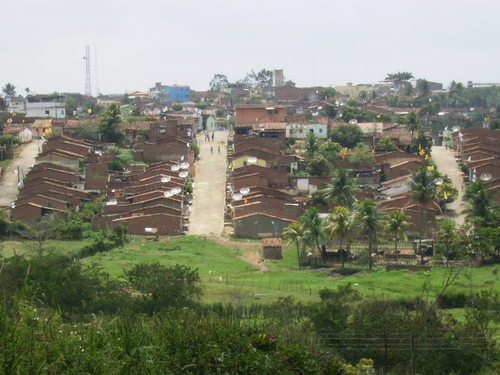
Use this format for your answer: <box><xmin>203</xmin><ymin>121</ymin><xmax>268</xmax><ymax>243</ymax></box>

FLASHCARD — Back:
<box><xmin>210</xmin><ymin>146</ymin><xmax>213</xmax><ymax>154</ymax></box>
<box><xmin>211</xmin><ymin>132</ymin><xmax>214</xmax><ymax>142</ymax></box>
<box><xmin>217</xmin><ymin>146</ymin><xmax>220</xmax><ymax>154</ymax></box>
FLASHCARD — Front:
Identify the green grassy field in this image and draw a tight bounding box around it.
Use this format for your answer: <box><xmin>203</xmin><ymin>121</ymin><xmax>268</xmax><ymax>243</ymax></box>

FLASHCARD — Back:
<box><xmin>1</xmin><ymin>236</ymin><xmax>498</xmax><ymax>305</ymax></box>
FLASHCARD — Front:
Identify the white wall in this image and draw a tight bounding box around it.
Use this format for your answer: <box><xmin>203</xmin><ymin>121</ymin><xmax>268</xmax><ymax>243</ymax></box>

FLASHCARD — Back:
<box><xmin>286</xmin><ymin>123</ymin><xmax>328</xmax><ymax>139</ymax></box>
<box><xmin>26</xmin><ymin>102</ymin><xmax>66</xmax><ymax>118</ymax></box>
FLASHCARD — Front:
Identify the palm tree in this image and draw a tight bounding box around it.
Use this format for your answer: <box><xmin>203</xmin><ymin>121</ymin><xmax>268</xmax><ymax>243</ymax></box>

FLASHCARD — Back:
<box><xmin>328</xmin><ymin>206</ymin><xmax>353</xmax><ymax>268</ymax></box>
<box><xmin>298</xmin><ymin>207</ymin><xmax>327</xmax><ymax>256</ymax></box>
<box><xmin>463</xmin><ymin>182</ymin><xmax>497</xmax><ymax>226</ymax></box>
<box><xmin>408</xmin><ymin>167</ymin><xmax>438</xmax><ymax>264</ymax></box>
<box><xmin>385</xmin><ymin>209</ymin><xmax>410</xmax><ymax>255</ymax></box>
<box><xmin>283</xmin><ymin>222</ymin><xmax>307</xmax><ymax>268</ymax></box>
<box><xmin>403</xmin><ymin>111</ymin><xmax>421</xmax><ymax>141</ymax></box>
<box><xmin>355</xmin><ymin>199</ymin><xmax>385</xmax><ymax>270</ymax></box>
<box><xmin>320</xmin><ymin>169</ymin><xmax>360</xmax><ymax>208</ymax></box>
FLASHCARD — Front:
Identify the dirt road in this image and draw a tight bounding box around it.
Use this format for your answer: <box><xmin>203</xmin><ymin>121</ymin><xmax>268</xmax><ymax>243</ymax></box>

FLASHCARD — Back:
<box><xmin>0</xmin><ymin>140</ymin><xmax>43</xmax><ymax>207</ymax></box>
<box><xmin>188</xmin><ymin>131</ymin><xmax>228</xmax><ymax>236</ymax></box>
<box><xmin>431</xmin><ymin>145</ymin><xmax>466</xmax><ymax>224</ymax></box>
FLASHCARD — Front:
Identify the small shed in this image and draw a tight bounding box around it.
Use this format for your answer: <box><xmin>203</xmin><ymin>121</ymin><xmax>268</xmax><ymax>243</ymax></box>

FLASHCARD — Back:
<box><xmin>262</xmin><ymin>238</ymin><xmax>283</xmax><ymax>260</ymax></box>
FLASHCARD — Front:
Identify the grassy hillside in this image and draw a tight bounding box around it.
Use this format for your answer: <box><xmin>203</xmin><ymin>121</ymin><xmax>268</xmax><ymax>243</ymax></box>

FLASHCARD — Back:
<box><xmin>1</xmin><ymin>235</ymin><xmax>498</xmax><ymax>305</ymax></box>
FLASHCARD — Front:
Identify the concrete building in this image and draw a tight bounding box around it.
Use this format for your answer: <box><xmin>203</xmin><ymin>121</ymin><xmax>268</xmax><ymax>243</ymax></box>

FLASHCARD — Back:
<box><xmin>5</xmin><ymin>96</ymin><xmax>26</xmax><ymax>113</ymax></box>
<box><xmin>273</xmin><ymin>69</ymin><xmax>284</xmax><ymax>87</ymax></box>
<box><xmin>286</xmin><ymin>123</ymin><xmax>328</xmax><ymax>139</ymax></box>
<box><xmin>235</xmin><ymin>104</ymin><xmax>286</xmax><ymax>126</ymax></box>
<box><xmin>26</xmin><ymin>95</ymin><xmax>66</xmax><ymax>119</ymax></box>
<box><xmin>152</xmin><ymin>83</ymin><xmax>192</xmax><ymax>103</ymax></box>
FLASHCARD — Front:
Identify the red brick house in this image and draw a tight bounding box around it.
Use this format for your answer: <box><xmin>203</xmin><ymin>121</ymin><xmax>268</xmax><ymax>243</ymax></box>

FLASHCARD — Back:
<box><xmin>235</xmin><ymin>104</ymin><xmax>286</xmax><ymax>127</ymax></box>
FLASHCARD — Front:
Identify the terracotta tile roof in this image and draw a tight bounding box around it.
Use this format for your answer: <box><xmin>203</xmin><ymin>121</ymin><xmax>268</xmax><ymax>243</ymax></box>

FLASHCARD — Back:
<box><xmin>32</xmin><ymin>119</ymin><xmax>53</xmax><ymax>129</ymax></box>
<box><xmin>232</xmin><ymin>211</ymin><xmax>296</xmax><ymax>222</ymax></box>
<box><xmin>262</xmin><ymin>238</ymin><xmax>282</xmax><ymax>247</ymax></box>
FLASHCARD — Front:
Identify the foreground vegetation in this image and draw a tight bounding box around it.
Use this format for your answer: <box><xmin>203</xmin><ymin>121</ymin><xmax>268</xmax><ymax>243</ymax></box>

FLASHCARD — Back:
<box><xmin>0</xmin><ymin>245</ymin><xmax>497</xmax><ymax>375</ymax></box>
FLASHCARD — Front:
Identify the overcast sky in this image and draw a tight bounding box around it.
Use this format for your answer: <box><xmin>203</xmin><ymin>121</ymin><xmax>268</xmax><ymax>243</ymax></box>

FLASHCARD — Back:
<box><xmin>1</xmin><ymin>0</ymin><xmax>499</xmax><ymax>95</ymax></box>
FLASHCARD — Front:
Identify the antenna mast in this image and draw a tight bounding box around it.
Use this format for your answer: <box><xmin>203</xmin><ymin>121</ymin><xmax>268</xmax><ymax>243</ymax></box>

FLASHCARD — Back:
<box><xmin>84</xmin><ymin>45</ymin><xmax>92</xmax><ymax>96</ymax></box>
<box><xmin>94</xmin><ymin>46</ymin><xmax>99</xmax><ymax>96</ymax></box>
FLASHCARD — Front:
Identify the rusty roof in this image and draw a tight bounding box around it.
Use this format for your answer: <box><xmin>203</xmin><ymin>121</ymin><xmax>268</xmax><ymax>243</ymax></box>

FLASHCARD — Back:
<box><xmin>262</xmin><ymin>238</ymin><xmax>283</xmax><ymax>247</ymax></box>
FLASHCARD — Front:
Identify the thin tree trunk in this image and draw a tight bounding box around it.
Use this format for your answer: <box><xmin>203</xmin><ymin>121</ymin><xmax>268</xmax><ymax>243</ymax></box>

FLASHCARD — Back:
<box><xmin>419</xmin><ymin>206</ymin><xmax>424</xmax><ymax>264</ymax></box>
<box><xmin>296</xmin><ymin>240</ymin><xmax>301</xmax><ymax>268</ymax></box>
<box><xmin>339</xmin><ymin>237</ymin><xmax>344</xmax><ymax>268</ymax></box>
<box><xmin>368</xmin><ymin>238</ymin><xmax>373</xmax><ymax>270</ymax></box>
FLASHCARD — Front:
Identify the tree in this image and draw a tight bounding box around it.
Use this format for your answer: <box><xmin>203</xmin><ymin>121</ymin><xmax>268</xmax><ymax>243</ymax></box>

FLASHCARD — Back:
<box><xmin>2</xmin><ymin>83</ymin><xmax>16</xmax><ymax>96</ymax></box>
<box><xmin>306</xmin><ymin>155</ymin><xmax>331</xmax><ymax>177</ymax></box>
<box><xmin>330</xmin><ymin>124</ymin><xmax>363</xmax><ymax>148</ymax></box>
<box><xmin>0</xmin><ymin>97</ymin><xmax>6</xmax><ymax>111</ymax></box>
<box><xmin>385</xmin><ymin>209</ymin><xmax>410</xmax><ymax>254</ymax></box>
<box><xmin>375</xmin><ymin>136</ymin><xmax>398</xmax><ymax>152</ymax></box>
<box><xmin>318</xmin><ymin>87</ymin><xmax>336</xmax><ymax>100</ymax></box>
<box><xmin>358</xmin><ymin>90</ymin><xmax>368</xmax><ymax>101</ymax></box>
<box><xmin>403</xmin><ymin>83</ymin><xmax>414</xmax><ymax>96</ymax></box>
<box><xmin>77</xmin><ymin>120</ymin><xmax>100</xmax><ymax>141</ymax></box>
<box><xmin>19</xmin><ymin>215</ymin><xmax>57</xmax><ymax>254</ymax></box>
<box><xmin>355</xmin><ymin>199</ymin><xmax>385</xmax><ymax>270</ymax></box>
<box><xmin>408</xmin><ymin>167</ymin><xmax>438</xmax><ymax>263</ymax></box>
<box><xmin>209</xmin><ymin>74</ymin><xmax>229</xmax><ymax>92</ymax></box>
<box><xmin>283</xmin><ymin>222</ymin><xmax>307</xmax><ymax>268</ymax></box>
<box><xmin>417</xmin><ymin>79</ymin><xmax>431</xmax><ymax>97</ymax></box>
<box><xmin>328</xmin><ymin>206</ymin><xmax>353</xmax><ymax>268</ymax></box>
<box><xmin>305</xmin><ymin>132</ymin><xmax>319</xmax><ymax>157</ymax></box>
<box><xmin>401</xmin><ymin>111</ymin><xmax>421</xmax><ymax>140</ymax></box>
<box><xmin>319</xmin><ymin>169</ymin><xmax>360</xmax><ymax>208</ymax></box>
<box><xmin>321</xmin><ymin>104</ymin><xmax>337</xmax><ymax>118</ymax></box>
<box><xmin>435</xmin><ymin>218</ymin><xmax>460</xmax><ymax>260</ymax></box>
<box><xmin>319</xmin><ymin>140</ymin><xmax>342</xmax><ymax>164</ymax></box>
<box><xmin>347</xmin><ymin>143</ymin><xmax>375</xmax><ymax>166</ymax></box>
<box><xmin>410</xmin><ymin>129</ymin><xmax>432</xmax><ymax>154</ymax></box>
<box><xmin>0</xmin><ymin>134</ymin><xmax>20</xmax><ymax>146</ymax></box>
<box><xmin>464</xmin><ymin>182</ymin><xmax>497</xmax><ymax>226</ymax></box>
<box><xmin>298</xmin><ymin>207</ymin><xmax>327</xmax><ymax>255</ymax></box>
<box><xmin>65</xmin><ymin>97</ymin><xmax>77</xmax><ymax>116</ymax></box>
<box><xmin>125</xmin><ymin>263</ymin><xmax>201</xmax><ymax>313</ymax></box>
<box><xmin>385</xmin><ymin>72</ymin><xmax>414</xmax><ymax>81</ymax></box>
<box><xmin>436</xmin><ymin>182</ymin><xmax>458</xmax><ymax>210</ymax></box>
<box><xmin>255</xmin><ymin>69</ymin><xmax>273</xmax><ymax>87</ymax></box>
<box><xmin>98</xmin><ymin>103</ymin><xmax>125</xmax><ymax>143</ymax></box>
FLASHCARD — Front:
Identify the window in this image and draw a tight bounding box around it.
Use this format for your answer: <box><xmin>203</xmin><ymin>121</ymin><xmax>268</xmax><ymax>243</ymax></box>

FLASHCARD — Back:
<box><xmin>45</xmin><ymin>110</ymin><xmax>50</xmax><ymax>115</ymax></box>
<box><xmin>319</xmin><ymin>128</ymin><xmax>323</xmax><ymax>133</ymax></box>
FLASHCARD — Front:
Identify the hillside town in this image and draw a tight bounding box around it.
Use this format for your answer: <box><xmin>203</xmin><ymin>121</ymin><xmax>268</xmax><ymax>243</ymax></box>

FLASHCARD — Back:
<box><xmin>1</xmin><ymin>71</ymin><xmax>498</xmax><ymax>246</ymax></box>
<box><xmin>0</xmin><ymin>69</ymin><xmax>499</xmax><ymax>375</ymax></box>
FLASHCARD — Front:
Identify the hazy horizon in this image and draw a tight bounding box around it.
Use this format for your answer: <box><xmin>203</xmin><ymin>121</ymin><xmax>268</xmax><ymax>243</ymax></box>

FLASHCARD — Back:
<box><xmin>1</xmin><ymin>0</ymin><xmax>499</xmax><ymax>95</ymax></box>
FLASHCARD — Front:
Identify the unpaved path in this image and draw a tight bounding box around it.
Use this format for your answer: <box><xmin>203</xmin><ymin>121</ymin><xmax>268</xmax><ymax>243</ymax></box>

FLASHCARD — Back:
<box><xmin>188</xmin><ymin>131</ymin><xmax>228</xmax><ymax>236</ymax></box>
<box><xmin>431</xmin><ymin>145</ymin><xmax>466</xmax><ymax>224</ymax></box>
<box><xmin>0</xmin><ymin>140</ymin><xmax>43</xmax><ymax>207</ymax></box>
<box><xmin>188</xmin><ymin>131</ymin><xmax>267</xmax><ymax>272</ymax></box>
<box><xmin>209</xmin><ymin>236</ymin><xmax>269</xmax><ymax>273</ymax></box>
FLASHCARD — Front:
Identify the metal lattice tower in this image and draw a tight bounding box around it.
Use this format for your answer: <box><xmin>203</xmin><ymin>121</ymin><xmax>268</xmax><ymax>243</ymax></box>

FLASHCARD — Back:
<box><xmin>84</xmin><ymin>45</ymin><xmax>92</xmax><ymax>96</ymax></box>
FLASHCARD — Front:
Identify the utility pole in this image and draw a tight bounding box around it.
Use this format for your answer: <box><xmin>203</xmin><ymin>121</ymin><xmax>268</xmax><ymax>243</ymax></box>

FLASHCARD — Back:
<box><xmin>84</xmin><ymin>45</ymin><xmax>92</xmax><ymax>97</ymax></box>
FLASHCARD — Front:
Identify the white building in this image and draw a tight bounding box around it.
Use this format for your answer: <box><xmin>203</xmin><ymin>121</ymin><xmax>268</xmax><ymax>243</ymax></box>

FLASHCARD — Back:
<box><xmin>5</xmin><ymin>96</ymin><xmax>26</xmax><ymax>113</ymax></box>
<box><xmin>285</xmin><ymin>123</ymin><xmax>328</xmax><ymax>139</ymax></box>
<box><xmin>4</xmin><ymin>126</ymin><xmax>33</xmax><ymax>143</ymax></box>
<box><xmin>26</xmin><ymin>95</ymin><xmax>66</xmax><ymax>119</ymax></box>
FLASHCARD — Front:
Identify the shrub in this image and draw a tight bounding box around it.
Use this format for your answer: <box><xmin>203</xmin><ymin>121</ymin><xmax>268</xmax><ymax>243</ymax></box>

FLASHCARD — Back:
<box><xmin>124</xmin><ymin>263</ymin><xmax>202</xmax><ymax>313</ymax></box>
